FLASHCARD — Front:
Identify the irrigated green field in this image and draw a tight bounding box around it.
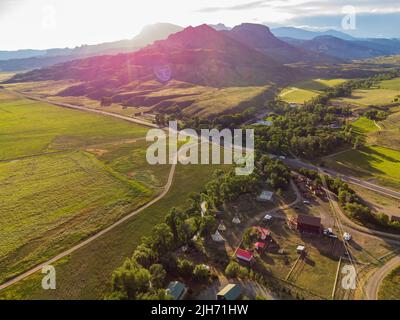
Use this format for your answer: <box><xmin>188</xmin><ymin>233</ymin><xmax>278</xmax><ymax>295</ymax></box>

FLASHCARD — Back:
<box><xmin>0</xmin><ymin>90</ymin><xmax>233</xmax><ymax>299</ymax></box>
<box><xmin>0</xmin><ymin>151</ymin><xmax>151</xmax><ymax>283</ymax></box>
<box><xmin>333</xmin><ymin>77</ymin><xmax>400</xmax><ymax>108</ymax></box>
<box><xmin>0</xmin><ymin>91</ymin><xmax>168</xmax><ymax>284</ymax></box>
<box><xmin>325</xmin><ymin>146</ymin><xmax>400</xmax><ymax>190</ymax></box>
<box><xmin>0</xmin><ymin>95</ymin><xmax>148</xmax><ymax>160</ymax></box>
<box><xmin>93</xmin><ymin>139</ymin><xmax>171</xmax><ymax>189</ymax></box>
<box><xmin>279</xmin><ymin>78</ymin><xmax>347</xmax><ymax>104</ymax></box>
<box><xmin>352</xmin><ymin>117</ymin><xmax>380</xmax><ymax>134</ymax></box>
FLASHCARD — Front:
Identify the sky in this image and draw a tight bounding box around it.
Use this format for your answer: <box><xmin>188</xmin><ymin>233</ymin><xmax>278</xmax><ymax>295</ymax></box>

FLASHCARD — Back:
<box><xmin>0</xmin><ymin>0</ymin><xmax>399</xmax><ymax>50</ymax></box>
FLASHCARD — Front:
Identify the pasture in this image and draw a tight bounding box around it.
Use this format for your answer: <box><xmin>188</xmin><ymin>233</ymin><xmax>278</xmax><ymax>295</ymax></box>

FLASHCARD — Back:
<box><xmin>332</xmin><ymin>77</ymin><xmax>400</xmax><ymax>108</ymax></box>
<box><xmin>0</xmin><ymin>163</ymin><xmax>231</xmax><ymax>299</ymax></box>
<box><xmin>0</xmin><ymin>93</ymin><xmax>148</xmax><ymax>160</ymax></box>
<box><xmin>0</xmin><ymin>151</ymin><xmax>152</xmax><ymax>283</ymax></box>
<box><xmin>0</xmin><ymin>91</ymin><xmax>164</xmax><ymax>285</ymax></box>
<box><xmin>279</xmin><ymin>78</ymin><xmax>347</xmax><ymax>104</ymax></box>
<box><xmin>351</xmin><ymin>117</ymin><xmax>379</xmax><ymax>134</ymax></box>
<box><xmin>325</xmin><ymin>146</ymin><xmax>400</xmax><ymax>190</ymax></box>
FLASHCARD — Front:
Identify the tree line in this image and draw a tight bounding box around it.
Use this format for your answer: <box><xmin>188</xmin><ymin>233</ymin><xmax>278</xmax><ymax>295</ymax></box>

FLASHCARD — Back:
<box><xmin>298</xmin><ymin>168</ymin><xmax>400</xmax><ymax>233</ymax></box>
<box><xmin>106</xmin><ymin>155</ymin><xmax>292</xmax><ymax>300</ymax></box>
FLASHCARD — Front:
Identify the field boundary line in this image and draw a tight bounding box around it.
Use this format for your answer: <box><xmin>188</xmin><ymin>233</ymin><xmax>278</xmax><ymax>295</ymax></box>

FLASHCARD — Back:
<box><xmin>0</xmin><ymin>150</ymin><xmax>74</xmax><ymax>163</ymax></box>
<box><xmin>332</xmin><ymin>257</ymin><xmax>342</xmax><ymax>299</ymax></box>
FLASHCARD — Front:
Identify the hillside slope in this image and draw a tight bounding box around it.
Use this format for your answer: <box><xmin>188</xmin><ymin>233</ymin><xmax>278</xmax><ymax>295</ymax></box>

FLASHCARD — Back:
<box><xmin>224</xmin><ymin>23</ymin><xmax>341</xmax><ymax>64</ymax></box>
<box><xmin>288</xmin><ymin>36</ymin><xmax>391</xmax><ymax>61</ymax></box>
<box><xmin>7</xmin><ymin>25</ymin><xmax>294</xmax><ymax>87</ymax></box>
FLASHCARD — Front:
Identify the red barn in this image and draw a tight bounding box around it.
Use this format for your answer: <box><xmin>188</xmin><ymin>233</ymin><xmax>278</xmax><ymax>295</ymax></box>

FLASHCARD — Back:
<box><xmin>297</xmin><ymin>215</ymin><xmax>321</xmax><ymax>234</ymax></box>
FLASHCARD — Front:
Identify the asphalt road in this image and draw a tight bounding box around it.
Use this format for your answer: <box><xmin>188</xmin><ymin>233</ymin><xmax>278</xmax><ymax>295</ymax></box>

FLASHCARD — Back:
<box><xmin>284</xmin><ymin>158</ymin><xmax>400</xmax><ymax>200</ymax></box>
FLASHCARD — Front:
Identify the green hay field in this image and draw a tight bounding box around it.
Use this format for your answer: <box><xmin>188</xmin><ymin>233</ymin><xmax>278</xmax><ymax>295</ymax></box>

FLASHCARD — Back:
<box><xmin>0</xmin><ymin>91</ymin><xmax>165</xmax><ymax>285</ymax></box>
<box><xmin>332</xmin><ymin>77</ymin><xmax>400</xmax><ymax>108</ymax></box>
<box><xmin>0</xmin><ymin>163</ymin><xmax>230</xmax><ymax>300</ymax></box>
<box><xmin>0</xmin><ymin>151</ymin><xmax>152</xmax><ymax>283</ymax></box>
<box><xmin>0</xmin><ymin>94</ymin><xmax>148</xmax><ymax>160</ymax></box>
<box><xmin>325</xmin><ymin>146</ymin><xmax>400</xmax><ymax>190</ymax></box>
<box><xmin>279</xmin><ymin>78</ymin><xmax>347</xmax><ymax>104</ymax></box>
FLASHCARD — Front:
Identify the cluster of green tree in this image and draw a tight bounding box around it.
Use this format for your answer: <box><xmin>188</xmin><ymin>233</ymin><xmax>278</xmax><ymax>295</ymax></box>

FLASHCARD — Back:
<box><xmin>225</xmin><ymin>261</ymin><xmax>251</xmax><ymax>279</ymax></box>
<box><xmin>257</xmin><ymin>72</ymin><xmax>400</xmax><ymax>159</ymax></box>
<box><xmin>155</xmin><ymin>108</ymin><xmax>257</xmax><ymax>130</ymax></box>
<box><xmin>202</xmin><ymin>155</ymin><xmax>291</xmax><ymax>211</ymax></box>
<box><xmin>242</xmin><ymin>227</ymin><xmax>263</xmax><ymax>249</ymax></box>
<box><xmin>254</xmin><ymin>103</ymin><xmax>351</xmax><ymax>159</ymax></box>
<box><xmin>182</xmin><ymin>108</ymin><xmax>256</xmax><ymax>131</ymax></box>
<box><xmin>107</xmin><ymin>157</ymin><xmax>291</xmax><ymax>300</ymax></box>
<box><xmin>298</xmin><ymin>169</ymin><xmax>400</xmax><ymax>232</ymax></box>
<box><xmin>363</xmin><ymin>109</ymin><xmax>389</xmax><ymax>121</ymax></box>
<box><xmin>106</xmin><ymin>215</ymin><xmax>215</xmax><ymax>300</ymax></box>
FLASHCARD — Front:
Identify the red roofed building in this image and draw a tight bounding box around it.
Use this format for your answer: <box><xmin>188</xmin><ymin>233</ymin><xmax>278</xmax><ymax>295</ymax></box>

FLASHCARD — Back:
<box><xmin>254</xmin><ymin>242</ymin><xmax>266</xmax><ymax>252</ymax></box>
<box><xmin>256</xmin><ymin>227</ymin><xmax>271</xmax><ymax>240</ymax></box>
<box><xmin>236</xmin><ymin>248</ymin><xmax>253</xmax><ymax>262</ymax></box>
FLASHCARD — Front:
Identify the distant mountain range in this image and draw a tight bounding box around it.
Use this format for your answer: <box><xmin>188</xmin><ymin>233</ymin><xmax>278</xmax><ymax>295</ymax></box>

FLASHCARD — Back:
<box><xmin>271</xmin><ymin>27</ymin><xmax>356</xmax><ymax>41</ymax></box>
<box><xmin>8</xmin><ymin>24</ymin><xmax>294</xmax><ymax>87</ymax></box>
<box><xmin>3</xmin><ymin>23</ymin><xmax>400</xmax><ymax>74</ymax></box>
<box><xmin>5</xmin><ymin>22</ymin><xmax>398</xmax><ymax>118</ymax></box>
<box><xmin>0</xmin><ymin>23</ymin><xmax>183</xmax><ymax>71</ymax></box>
<box><xmin>283</xmin><ymin>35</ymin><xmax>400</xmax><ymax>61</ymax></box>
<box><xmin>8</xmin><ymin>22</ymin><xmax>400</xmax><ymax>89</ymax></box>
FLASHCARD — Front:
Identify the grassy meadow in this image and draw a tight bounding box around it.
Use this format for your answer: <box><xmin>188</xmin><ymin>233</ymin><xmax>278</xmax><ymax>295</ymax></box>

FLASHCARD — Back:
<box><xmin>332</xmin><ymin>77</ymin><xmax>400</xmax><ymax>109</ymax></box>
<box><xmin>0</xmin><ymin>91</ymin><xmax>171</xmax><ymax>284</ymax></box>
<box><xmin>279</xmin><ymin>78</ymin><xmax>347</xmax><ymax>104</ymax></box>
<box><xmin>352</xmin><ymin>117</ymin><xmax>380</xmax><ymax>134</ymax></box>
<box><xmin>0</xmin><ymin>151</ymin><xmax>152</xmax><ymax>283</ymax></box>
<box><xmin>0</xmin><ymin>95</ymin><xmax>148</xmax><ymax>160</ymax></box>
<box><xmin>325</xmin><ymin>146</ymin><xmax>400</xmax><ymax>190</ymax></box>
<box><xmin>368</xmin><ymin>110</ymin><xmax>400</xmax><ymax>151</ymax></box>
<box><xmin>0</xmin><ymin>163</ymin><xmax>231</xmax><ymax>300</ymax></box>
<box><xmin>0</xmin><ymin>89</ymin><xmax>233</xmax><ymax>299</ymax></box>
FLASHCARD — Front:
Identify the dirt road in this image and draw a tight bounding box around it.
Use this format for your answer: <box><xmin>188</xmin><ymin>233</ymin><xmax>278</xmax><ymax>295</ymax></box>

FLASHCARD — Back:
<box><xmin>0</xmin><ymin>163</ymin><xmax>176</xmax><ymax>291</ymax></box>
<box><xmin>365</xmin><ymin>255</ymin><xmax>400</xmax><ymax>300</ymax></box>
<box><xmin>0</xmin><ymin>90</ymin><xmax>176</xmax><ymax>292</ymax></box>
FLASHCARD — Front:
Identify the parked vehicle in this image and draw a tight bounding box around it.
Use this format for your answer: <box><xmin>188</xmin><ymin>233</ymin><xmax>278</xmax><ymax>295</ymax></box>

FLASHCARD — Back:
<box><xmin>343</xmin><ymin>233</ymin><xmax>352</xmax><ymax>242</ymax></box>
